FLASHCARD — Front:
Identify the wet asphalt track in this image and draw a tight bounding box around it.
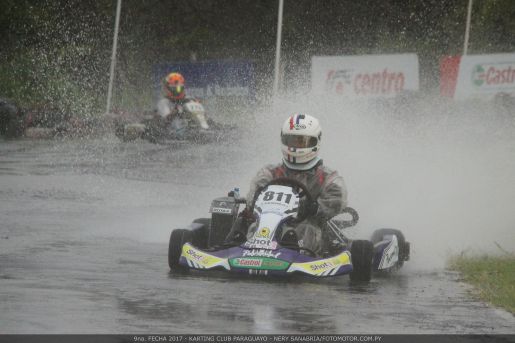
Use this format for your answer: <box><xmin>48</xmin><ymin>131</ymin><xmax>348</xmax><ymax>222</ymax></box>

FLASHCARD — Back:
<box><xmin>0</xmin><ymin>134</ymin><xmax>514</xmax><ymax>334</ymax></box>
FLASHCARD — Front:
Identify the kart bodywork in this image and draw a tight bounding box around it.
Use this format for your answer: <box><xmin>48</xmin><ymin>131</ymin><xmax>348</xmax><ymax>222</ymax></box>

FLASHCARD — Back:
<box><xmin>113</xmin><ymin>100</ymin><xmax>231</xmax><ymax>144</ymax></box>
<box><xmin>168</xmin><ymin>180</ymin><xmax>410</xmax><ymax>281</ymax></box>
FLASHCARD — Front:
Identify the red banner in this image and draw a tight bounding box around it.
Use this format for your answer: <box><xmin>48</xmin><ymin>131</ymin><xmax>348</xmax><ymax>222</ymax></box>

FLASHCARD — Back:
<box><xmin>440</xmin><ymin>55</ymin><xmax>461</xmax><ymax>97</ymax></box>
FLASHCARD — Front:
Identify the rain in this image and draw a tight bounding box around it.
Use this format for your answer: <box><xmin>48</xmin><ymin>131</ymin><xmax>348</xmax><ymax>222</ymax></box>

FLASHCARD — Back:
<box><xmin>1</xmin><ymin>0</ymin><xmax>514</xmax><ymax>335</ymax></box>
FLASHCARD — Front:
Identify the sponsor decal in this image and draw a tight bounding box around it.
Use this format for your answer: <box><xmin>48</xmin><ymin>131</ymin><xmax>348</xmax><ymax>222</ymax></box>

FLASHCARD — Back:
<box><xmin>186</xmin><ymin>248</ymin><xmax>204</xmax><ymax>261</ymax></box>
<box><xmin>325</xmin><ymin>69</ymin><xmax>353</xmax><ymax>94</ymax></box>
<box><xmin>261</xmin><ymin>259</ymin><xmax>289</xmax><ymax>270</ymax></box>
<box><xmin>256</xmin><ymin>227</ymin><xmax>271</xmax><ymax>238</ymax></box>
<box><xmin>313</xmin><ymin>54</ymin><xmax>419</xmax><ymax>98</ymax></box>
<box><xmin>472</xmin><ymin>63</ymin><xmax>515</xmax><ymax>87</ymax></box>
<box><xmin>187</xmin><ymin>86</ymin><xmax>251</xmax><ymax>97</ymax></box>
<box><xmin>385</xmin><ymin>245</ymin><xmax>399</xmax><ymax>264</ymax></box>
<box><xmin>182</xmin><ymin>245</ymin><xmax>223</xmax><ymax>268</ymax></box>
<box><xmin>229</xmin><ymin>257</ymin><xmax>289</xmax><ymax>270</ymax></box>
<box><xmin>310</xmin><ymin>261</ymin><xmax>334</xmax><ymax>271</ymax></box>
<box><xmin>472</xmin><ymin>65</ymin><xmax>486</xmax><ymax>87</ymax></box>
<box><xmin>155</xmin><ymin>60</ymin><xmax>255</xmax><ymax>100</ymax></box>
<box><xmin>211</xmin><ymin>200</ymin><xmax>235</xmax><ymax>214</ymax></box>
<box><xmin>244</xmin><ymin>238</ymin><xmax>278</xmax><ymax>249</ymax></box>
<box><xmin>353</xmin><ymin>69</ymin><xmax>405</xmax><ymax>95</ymax></box>
<box><xmin>287</xmin><ymin>251</ymin><xmax>351</xmax><ymax>276</ymax></box>
<box><xmin>242</xmin><ymin>249</ymin><xmax>281</xmax><ymax>258</ymax></box>
<box><xmin>326</xmin><ymin>68</ymin><xmax>405</xmax><ymax>95</ymax></box>
<box><xmin>211</xmin><ymin>207</ymin><xmax>232</xmax><ymax>214</ymax></box>
<box><xmin>378</xmin><ymin>236</ymin><xmax>399</xmax><ymax>269</ymax></box>
<box><xmin>231</xmin><ymin>258</ymin><xmax>263</xmax><ymax>267</ymax></box>
<box><xmin>289</xmin><ymin>114</ymin><xmax>306</xmax><ymax>130</ymax></box>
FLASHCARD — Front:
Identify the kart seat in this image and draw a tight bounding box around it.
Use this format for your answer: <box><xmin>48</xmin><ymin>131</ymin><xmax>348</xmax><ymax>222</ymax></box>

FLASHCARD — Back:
<box><xmin>280</xmin><ymin>230</ymin><xmax>299</xmax><ymax>249</ymax></box>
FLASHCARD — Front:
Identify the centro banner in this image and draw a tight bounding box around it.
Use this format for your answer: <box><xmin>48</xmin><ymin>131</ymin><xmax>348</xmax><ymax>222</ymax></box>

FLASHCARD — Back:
<box><xmin>154</xmin><ymin>60</ymin><xmax>255</xmax><ymax>99</ymax></box>
<box><xmin>441</xmin><ymin>53</ymin><xmax>515</xmax><ymax>99</ymax></box>
<box><xmin>311</xmin><ymin>54</ymin><xmax>419</xmax><ymax>98</ymax></box>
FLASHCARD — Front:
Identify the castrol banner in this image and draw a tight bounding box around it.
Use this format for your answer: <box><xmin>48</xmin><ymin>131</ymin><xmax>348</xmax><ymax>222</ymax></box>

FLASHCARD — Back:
<box><xmin>311</xmin><ymin>54</ymin><xmax>419</xmax><ymax>98</ymax></box>
<box><xmin>441</xmin><ymin>53</ymin><xmax>515</xmax><ymax>99</ymax></box>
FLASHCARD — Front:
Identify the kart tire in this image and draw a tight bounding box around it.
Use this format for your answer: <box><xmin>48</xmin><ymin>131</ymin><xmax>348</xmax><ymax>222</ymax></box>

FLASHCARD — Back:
<box><xmin>168</xmin><ymin>229</ymin><xmax>192</xmax><ymax>271</ymax></box>
<box><xmin>349</xmin><ymin>240</ymin><xmax>374</xmax><ymax>282</ymax></box>
<box><xmin>114</xmin><ymin>120</ymin><xmax>137</xmax><ymax>142</ymax></box>
<box><xmin>371</xmin><ymin>228</ymin><xmax>409</xmax><ymax>265</ymax></box>
<box><xmin>192</xmin><ymin>218</ymin><xmax>210</xmax><ymax>249</ymax></box>
<box><xmin>114</xmin><ymin>123</ymin><xmax>125</xmax><ymax>140</ymax></box>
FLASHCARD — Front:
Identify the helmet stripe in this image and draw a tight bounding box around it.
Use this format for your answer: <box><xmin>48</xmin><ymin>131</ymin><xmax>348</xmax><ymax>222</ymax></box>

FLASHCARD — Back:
<box><xmin>289</xmin><ymin>115</ymin><xmax>295</xmax><ymax>130</ymax></box>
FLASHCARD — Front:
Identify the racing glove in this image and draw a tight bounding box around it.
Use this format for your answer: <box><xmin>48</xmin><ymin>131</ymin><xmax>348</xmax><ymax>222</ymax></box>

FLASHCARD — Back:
<box><xmin>239</xmin><ymin>206</ymin><xmax>256</xmax><ymax>222</ymax></box>
<box><xmin>304</xmin><ymin>200</ymin><xmax>319</xmax><ymax>217</ymax></box>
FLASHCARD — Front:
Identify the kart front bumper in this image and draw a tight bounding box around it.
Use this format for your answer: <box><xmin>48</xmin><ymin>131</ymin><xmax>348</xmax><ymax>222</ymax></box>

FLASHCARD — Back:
<box><xmin>179</xmin><ymin>243</ymin><xmax>353</xmax><ymax>277</ymax></box>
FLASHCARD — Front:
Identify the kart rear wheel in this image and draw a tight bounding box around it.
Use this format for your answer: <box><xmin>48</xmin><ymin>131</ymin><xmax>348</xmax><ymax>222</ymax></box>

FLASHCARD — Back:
<box><xmin>168</xmin><ymin>229</ymin><xmax>192</xmax><ymax>271</ymax></box>
<box><xmin>371</xmin><ymin>228</ymin><xmax>410</xmax><ymax>266</ymax></box>
<box><xmin>114</xmin><ymin>122</ymin><xmax>125</xmax><ymax>140</ymax></box>
<box><xmin>349</xmin><ymin>240</ymin><xmax>374</xmax><ymax>282</ymax></box>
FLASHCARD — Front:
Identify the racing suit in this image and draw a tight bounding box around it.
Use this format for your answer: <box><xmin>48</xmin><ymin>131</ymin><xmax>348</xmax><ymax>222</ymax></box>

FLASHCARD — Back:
<box><xmin>156</xmin><ymin>97</ymin><xmax>188</xmax><ymax>134</ymax></box>
<box><xmin>244</xmin><ymin>160</ymin><xmax>348</xmax><ymax>255</ymax></box>
<box><xmin>156</xmin><ymin>97</ymin><xmax>208</xmax><ymax>136</ymax></box>
<box><xmin>157</xmin><ymin>97</ymin><xmax>185</xmax><ymax>119</ymax></box>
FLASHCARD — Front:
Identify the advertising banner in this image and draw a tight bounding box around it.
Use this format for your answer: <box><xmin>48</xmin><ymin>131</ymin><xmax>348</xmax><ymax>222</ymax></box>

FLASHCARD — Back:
<box><xmin>440</xmin><ymin>55</ymin><xmax>461</xmax><ymax>98</ymax></box>
<box><xmin>453</xmin><ymin>53</ymin><xmax>515</xmax><ymax>100</ymax></box>
<box><xmin>154</xmin><ymin>60</ymin><xmax>255</xmax><ymax>99</ymax></box>
<box><xmin>311</xmin><ymin>54</ymin><xmax>419</xmax><ymax>98</ymax></box>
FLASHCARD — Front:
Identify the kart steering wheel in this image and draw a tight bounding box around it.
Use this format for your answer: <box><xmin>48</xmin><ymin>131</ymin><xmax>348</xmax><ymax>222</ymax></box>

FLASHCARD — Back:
<box><xmin>256</xmin><ymin>177</ymin><xmax>315</xmax><ymax>223</ymax></box>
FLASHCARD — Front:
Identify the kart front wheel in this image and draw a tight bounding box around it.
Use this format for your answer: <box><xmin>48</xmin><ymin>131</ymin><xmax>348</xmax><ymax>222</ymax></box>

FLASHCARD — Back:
<box><xmin>114</xmin><ymin>122</ymin><xmax>126</xmax><ymax>140</ymax></box>
<box><xmin>168</xmin><ymin>229</ymin><xmax>192</xmax><ymax>271</ymax></box>
<box><xmin>349</xmin><ymin>240</ymin><xmax>374</xmax><ymax>282</ymax></box>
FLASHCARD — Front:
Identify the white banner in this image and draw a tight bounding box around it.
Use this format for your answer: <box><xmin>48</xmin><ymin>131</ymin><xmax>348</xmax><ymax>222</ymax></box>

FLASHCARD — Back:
<box><xmin>311</xmin><ymin>54</ymin><xmax>419</xmax><ymax>98</ymax></box>
<box><xmin>454</xmin><ymin>53</ymin><xmax>515</xmax><ymax>100</ymax></box>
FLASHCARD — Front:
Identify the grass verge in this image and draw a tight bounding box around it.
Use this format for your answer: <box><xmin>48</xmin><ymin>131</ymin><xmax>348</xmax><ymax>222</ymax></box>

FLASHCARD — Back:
<box><xmin>448</xmin><ymin>254</ymin><xmax>515</xmax><ymax>314</ymax></box>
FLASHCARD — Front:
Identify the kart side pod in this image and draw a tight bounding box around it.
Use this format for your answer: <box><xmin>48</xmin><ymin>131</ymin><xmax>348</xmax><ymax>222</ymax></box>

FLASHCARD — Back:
<box><xmin>208</xmin><ymin>196</ymin><xmax>240</xmax><ymax>247</ymax></box>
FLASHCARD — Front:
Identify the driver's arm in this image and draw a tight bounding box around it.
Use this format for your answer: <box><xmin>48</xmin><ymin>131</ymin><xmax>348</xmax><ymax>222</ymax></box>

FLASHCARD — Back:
<box><xmin>316</xmin><ymin>172</ymin><xmax>348</xmax><ymax>220</ymax></box>
<box><xmin>245</xmin><ymin>165</ymin><xmax>275</xmax><ymax>208</ymax></box>
<box><xmin>157</xmin><ymin>98</ymin><xmax>173</xmax><ymax>119</ymax></box>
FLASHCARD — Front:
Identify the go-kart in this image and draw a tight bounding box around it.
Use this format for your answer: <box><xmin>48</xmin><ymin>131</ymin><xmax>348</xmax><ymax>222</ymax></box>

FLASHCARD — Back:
<box><xmin>113</xmin><ymin>100</ymin><xmax>231</xmax><ymax>144</ymax></box>
<box><xmin>168</xmin><ymin>178</ymin><xmax>410</xmax><ymax>281</ymax></box>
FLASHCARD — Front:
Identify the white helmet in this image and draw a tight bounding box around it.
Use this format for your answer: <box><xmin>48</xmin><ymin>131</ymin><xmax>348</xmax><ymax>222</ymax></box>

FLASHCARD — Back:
<box><xmin>281</xmin><ymin>114</ymin><xmax>322</xmax><ymax>170</ymax></box>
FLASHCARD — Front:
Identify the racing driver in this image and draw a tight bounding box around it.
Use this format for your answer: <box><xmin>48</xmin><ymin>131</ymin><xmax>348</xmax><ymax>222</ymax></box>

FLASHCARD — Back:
<box><xmin>230</xmin><ymin>114</ymin><xmax>348</xmax><ymax>256</ymax></box>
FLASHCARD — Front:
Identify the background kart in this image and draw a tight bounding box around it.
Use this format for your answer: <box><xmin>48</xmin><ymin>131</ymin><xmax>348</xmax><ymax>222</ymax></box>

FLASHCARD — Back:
<box><xmin>112</xmin><ymin>100</ymin><xmax>233</xmax><ymax>144</ymax></box>
<box><xmin>168</xmin><ymin>178</ymin><xmax>410</xmax><ymax>281</ymax></box>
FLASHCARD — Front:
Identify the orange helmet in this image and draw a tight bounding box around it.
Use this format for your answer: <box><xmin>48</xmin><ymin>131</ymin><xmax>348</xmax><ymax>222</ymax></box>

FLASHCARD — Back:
<box><xmin>163</xmin><ymin>72</ymin><xmax>185</xmax><ymax>100</ymax></box>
